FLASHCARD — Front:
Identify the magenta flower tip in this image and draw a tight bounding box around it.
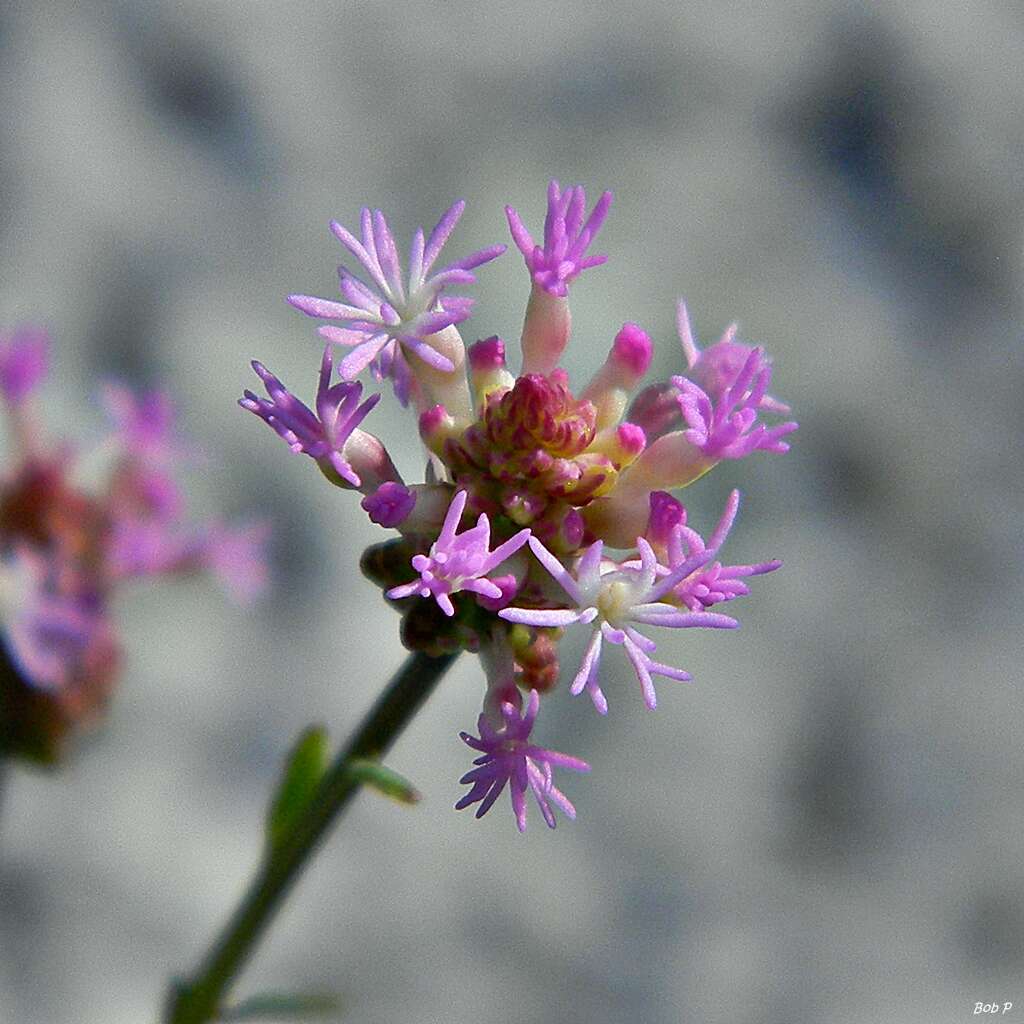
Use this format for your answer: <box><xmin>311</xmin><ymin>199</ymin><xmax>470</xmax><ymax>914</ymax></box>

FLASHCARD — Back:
<box><xmin>647</xmin><ymin>491</ymin><xmax>687</xmax><ymax>548</ymax></box>
<box><xmin>612</xmin><ymin>322</ymin><xmax>653</xmax><ymax>378</ymax></box>
<box><xmin>616</xmin><ymin>422</ymin><xmax>647</xmax><ymax>458</ymax></box>
<box><xmin>468</xmin><ymin>336</ymin><xmax>506</xmax><ymax>372</ymax></box>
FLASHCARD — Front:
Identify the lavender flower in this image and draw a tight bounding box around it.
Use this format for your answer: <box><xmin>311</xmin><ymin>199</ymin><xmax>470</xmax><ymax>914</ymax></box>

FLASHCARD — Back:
<box><xmin>260</xmin><ymin>180</ymin><xmax>795</xmax><ymax>827</ymax></box>
<box><xmin>1</xmin><ymin>548</ymin><xmax>107</xmax><ymax>694</ymax></box>
<box><xmin>673</xmin><ymin>346</ymin><xmax>798</xmax><ymax>460</ymax></box>
<box><xmin>0</xmin><ymin>326</ymin><xmax>49</xmax><ymax>406</ymax></box>
<box><xmin>456</xmin><ymin>689</ymin><xmax>590</xmax><ymax>831</ymax></box>
<box><xmin>387</xmin><ymin>490</ymin><xmax>530</xmax><ymax>616</ymax></box>
<box><xmin>500</xmin><ymin>535</ymin><xmax>737</xmax><ymax>713</ymax></box>
<box><xmin>288</xmin><ymin>202</ymin><xmax>505</xmax><ymax>405</ymax></box>
<box><xmin>506</xmin><ymin>181</ymin><xmax>612</xmax><ymax>297</ymax></box>
<box><xmin>103</xmin><ymin>384</ymin><xmax>184</xmax><ymax>463</ymax></box>
<box><xmin>361</xmin><ymin>481</ymin><xmax>416</xmax><ymax>528</ymax></box>
<box><xmin>676</xmin><ymin>300</ymin><xmax>790</xmax><ymax>414</ymax></box>
<box><xmin>659</xmin><ymin>490</ymin><xmax>780</xmax><ymax>611</ymax></box>
<box><xmin>240</xmin><ymin>347</ymin><xmax>380</xmax><ymax>487</ymax></box>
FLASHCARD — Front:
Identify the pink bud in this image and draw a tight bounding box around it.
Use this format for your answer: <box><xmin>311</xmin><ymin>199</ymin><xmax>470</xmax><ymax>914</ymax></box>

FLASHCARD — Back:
<box><xmin>611</xmin><ymin>323</ymin><xmax>652</xmax><ymax>382</ymax></box>
<box><xmin>647</xmin><ymin>491</ymin><xmax>686</xmax><ymax>547</ymax></box>
<box><xmin>615</xmin><ymin>422</ymin><xmax>646</xmax><ymax>459</ymax></box>
<box><xmin>469</xmin><ymin>336</ymin><xmax>507</xmax><ymax>372</ymax></box>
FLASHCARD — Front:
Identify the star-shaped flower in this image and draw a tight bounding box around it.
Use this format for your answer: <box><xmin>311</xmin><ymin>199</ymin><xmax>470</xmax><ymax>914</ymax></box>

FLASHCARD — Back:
<box><xmin>386</xmin><ymin>489</ymin><xmax>530</xmax><ymax>616</ymax></box>
<box><xmin>288</xmin><ymin>202</ymin><xmax>505</xmax><ymax>404</ymax></box>
<box><xmin>500</xmin><ymin>534</ymin><xmax>737</xmax><ymax>713</ymax></box>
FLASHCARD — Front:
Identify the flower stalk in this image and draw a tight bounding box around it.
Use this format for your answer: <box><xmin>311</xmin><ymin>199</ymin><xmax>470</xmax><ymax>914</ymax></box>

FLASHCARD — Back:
<box><xmin>164</xmin><ymin>649</ymin><xmax>458</xmax><ymax>1024</ymax></box>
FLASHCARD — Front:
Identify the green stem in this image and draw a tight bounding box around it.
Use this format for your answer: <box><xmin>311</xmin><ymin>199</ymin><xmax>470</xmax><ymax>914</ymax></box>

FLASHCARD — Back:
<box><xmin>164</xmin><ymin>650</ymin><xmax>458</xmax><ymax>1024</ymax></box>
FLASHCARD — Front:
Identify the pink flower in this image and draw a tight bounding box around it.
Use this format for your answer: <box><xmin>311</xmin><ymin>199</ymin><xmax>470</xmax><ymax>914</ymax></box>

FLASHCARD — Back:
<box><xmin>676</xmin><ymin>300</ymin><xmax>791</xmax><ymax>414</ymax></box>
<box><xmin>673</xmin><ymin>345</ymin><xmax>797</xmax><ymax>460</ymax></box>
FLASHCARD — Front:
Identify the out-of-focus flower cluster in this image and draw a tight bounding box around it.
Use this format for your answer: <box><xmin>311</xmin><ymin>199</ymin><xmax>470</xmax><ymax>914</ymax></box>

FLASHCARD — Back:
<box><xmin>245</xmin><ymin>182</ymin><xmax>796</xmax><ymax>830</ymax></box>
<box><xmin>0</xmin><ymin>327</ymin><xmax>268</xmax><ymax>765</ymax></box>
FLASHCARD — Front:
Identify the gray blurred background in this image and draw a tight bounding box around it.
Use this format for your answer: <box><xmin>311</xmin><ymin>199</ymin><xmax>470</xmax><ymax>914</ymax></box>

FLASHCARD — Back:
<box><xmin>1</xmin><ymin>1</ymin><xmax>1022</xmax><ymax>1022</ymax></box>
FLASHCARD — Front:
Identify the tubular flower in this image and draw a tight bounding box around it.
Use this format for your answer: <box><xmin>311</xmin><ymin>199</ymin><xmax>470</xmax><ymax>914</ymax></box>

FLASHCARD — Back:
<box><xmin>253</xmin><ymin>181</ymin><xmax>793</xmax><ymax>828</ymax></box>
<box><xmin>241</xmin><ymin>346</ymin><xmax>382</xmax><ymax>487</ymax></box>
<box><xmin>456</xmin><ymin>688</ymin><xmax>590</xmax><ymax>831</ymax></box>
<box><xmin>0</xmin><ymin>327</ymin><xmax>270</xmax><ymax>765</ymax></box>
<box><xmin>386</xmin><ymin>490</ymin><xmax>530</xmax><ymax>617</ymax></box>
<box><xmin>288</xmin><ymin>201</ymin><xmax>505</xmax><ymax>406</ymax></box>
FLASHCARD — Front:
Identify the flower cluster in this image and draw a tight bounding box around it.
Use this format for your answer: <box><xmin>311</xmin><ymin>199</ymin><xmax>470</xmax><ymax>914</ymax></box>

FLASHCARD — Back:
<box><xmin>246</xmin><ymin>181</ymin><xmax>795</xmax><ymax>830</ymax></box>
<box><xmin>0</xmin><ymin>327</ymin><xmax>269</xmax><ymax>764</ymax></box>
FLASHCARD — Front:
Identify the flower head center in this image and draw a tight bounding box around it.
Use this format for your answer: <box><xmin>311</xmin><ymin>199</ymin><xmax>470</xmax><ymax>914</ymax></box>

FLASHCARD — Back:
<box><xmin>485</xmin><ymin>373</ymin><xmax>596</xmax><ymax>458</ymax></box>
<box><xmin>597</xmin><ymin>578</ymin><xmax>636</xmax><ymax>627</ymax></box>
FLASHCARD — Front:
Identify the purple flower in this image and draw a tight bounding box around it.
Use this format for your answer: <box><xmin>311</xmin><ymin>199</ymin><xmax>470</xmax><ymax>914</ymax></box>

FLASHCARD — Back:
<box><xmin>673</xmin><ymin>346</ymin><xmax>798</xmax><ymax>460</ymax></box>
<box><xmin>1</xmin><ymin>549</ymin><xmax>108</xmax><ymax>693</ymax></box>
<box><xmin>198</xmin><ymin>521</ymin><xmax>270</xmax><ymax>604</ymax></box>
<box><xmin>107</xmin><ymin>515</ymin><xmax>269</xmax><ymax>605</ymax></box>
<box><xmin>660</xmin><ymin>490</ymin><xmax>780</xmax><ymax>611</ymax></box>
<box><xmin>500</xmin><ymin>535</ymin><xmax>737</xmax><ymax>713</ymax></box>
<box><xmin>361</xmin><ymin>481</ymin><xmax>416</xmax><ymax>528</ymax></box>
<box><xmin>106</xmin><ymin>518</ymin><xmax>196</xmax><ymax>579</ymax></box>
<box><xmin>240</xmin><ymin>347</ymin><xmax>380</xmax><ymax>487</ymax></box>
<box><xmin>506</xmin><ymin>181</ymin><xmax>612</xmax><ymax>297</ymax></box>
<box><xmin>0</xmin><ymin>326</ymin><xmax>49</xmax><ymax>405</ymax></box>
<box><xmin>288</xmin><ymin>202</ymin><xmax>505</xmax><ymax>404</ymax></box>
<box><xmin>386</xmin><ymin>489</ymin><xmax>530</xmax><ymax>616</ymax></box>
<box><xmin>103</xmin><ymin>384</ymin><xmax>184</xmax><ymax>463</ymax></box>
<box><xmin>677</xmin><ymin>300</ymin><xmax>791</xmax><ymax>415</ymax></box>
<box><xmin>456</xmin><ymin>689</ymin><xmax>590</xmax><ymax>831</ymax></box>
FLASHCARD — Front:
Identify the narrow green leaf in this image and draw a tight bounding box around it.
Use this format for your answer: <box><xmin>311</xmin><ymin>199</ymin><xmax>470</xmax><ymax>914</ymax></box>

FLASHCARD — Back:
<box><xmin>345</xmin><ymin>757</ymin><xmax>421</xmax><ymax>805</ymax></box>
<box><xmin>218</xmin><ymin>991</ymin><xmax>341</xmax><ymax>1020</ymax></box>
<box><xmin>266</xmin><ymin>725</ymin><xmax>329</xmax><ymax>849</ymax></box>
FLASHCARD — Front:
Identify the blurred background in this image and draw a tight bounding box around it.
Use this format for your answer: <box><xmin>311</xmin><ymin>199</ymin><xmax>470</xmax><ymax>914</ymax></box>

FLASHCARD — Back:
<box><xmin>1</xmin><ymin>1</ymin><xmax>1022</xmax><ymax>1022</ymax></box>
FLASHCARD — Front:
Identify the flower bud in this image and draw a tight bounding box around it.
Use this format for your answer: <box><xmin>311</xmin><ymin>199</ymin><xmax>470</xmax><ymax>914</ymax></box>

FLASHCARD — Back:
<box><xmin>468</xmin><ymin>336</ymin><xmax>515</xmax><ymax>410</ymax></box>
<box><xmin>581</xmin><ymin>323</ymin><xmax>653</xmax><ymax>429</ymax></box>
